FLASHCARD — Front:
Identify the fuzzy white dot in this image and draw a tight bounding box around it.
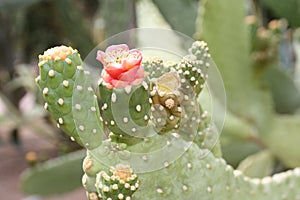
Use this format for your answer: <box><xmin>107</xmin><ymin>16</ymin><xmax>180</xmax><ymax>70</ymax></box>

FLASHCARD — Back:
<box><xmin>79</xmin><ymin>125</ymin><xmax>85</xmax><ymax>131</ymax></box>
<box><xmin>159</xmin><ymin>105</ymin><xmax>164</xmax><ymax>111</ymax></box>
<box><xmin>118</xmin><ymin>194</ymin><xmax>124</xmax><ymax>199</ymax></box>
<box><xmin>136</xmin><ymin>105</ymin><xmax>142</xmax><ymax>112</ymax></box>
<box><xmin>35</xmin><ymin>76</ymin><xmax>40</xmax><ymax>83</ymax></box>
<box><xmin>87</xmin><ymin>87</ymin><xmax>93</xmax><ymax>91</ymax></box>
<box><xmin>156</xmin><ymin>188</ymin><xmax>163</xmax><ymax>194</ymax></box>
<box><xmin>130</xmin><ymin>186</ymin><xmax>136</xmax><ymax>191</ymax></box>
<box><xmin>48</xmin><ymin>70</ymin><xmax>55</xmax><ymax>77</ymax></box>
<box><xmin>112</xmin><ymin>184</ymin><xmax>118</xmax><ymax>190</ymax></box>
<box><xmin>75</xmin><ymin>104</ymin><xmax>81</xmax><ymax>110</ymax></box>
<box><xmin>206</xmin><ymin>164</ymin><xmax>212</xmax><ymax>169</ymax></box>
<box><xmin>58</xmin><ymin>98</ymin><xmax>64</xmax><ymax>105</ymax></box>
<box><xmin>142</xmin><ymin>82</ymin><xmax>148</xmax><ymax>90</ymax></box>
<box><xmin>124</xmin><ymin>86</ymin><xmax>132</xmax><ymax>94</ymax></box>
<box><xmin>58</xmin><ymin>118</ymin><xmax>63</xmax><ymax>124</ymax></box>
<box><xmin>103</xmin><ymin>186</ymin><xmax>109</xmax><ymax>192</ymax></box>
<box><xmin>65</xmin><ymin>58</ymin><xmax>71</xmax><ymax>64</ymax></box>
<box><xmin>164</xmin><ymin>162</ymin><xmax>169</xmax><ymax>167</ymax></box>
<box><xmin>177</xmin><ymin>107</ymin><xmax>182</xmax><ymax>112</ymax></box>
<box><xmin>77</xmin><ymin>66</ymin><xmax>84</xmax><ymax>70</ymax></box>
<box><xmin>43</xmin><ymin>87</ymin><xmax>49</xmax><ymax>95</ymax></box>
<box><xmin>63</xmin><ymin>80</ymin><xmax>69</xmax><ymax>87</ymax></box>
<box><xmin>142</xmin><ymin>155</ymin><xmax>148</xmax><ymax>161</ymax></box>
<box><xmin>148</xmin><ymin>98</ymin><xmax>153</xmax><ymax>104</ymax></box>
<box><xmin>111</xmin><ymin>93</ymin><xmax>117</xmax><ymax>103</ymax></box>
<box><xmin>207</xmin><ymin>186</ymin><xmax>212</xmax><ymax>193</ymax></box>
<box><xmin>102</xmin><ymin>103</ymin><xmax>108</xmax><ymax>110</ymax></box>
<box><xmin>158</xmin><ymin>91</ymin><xmax>165</xmax><ymax>97</ymax></box>
<box><xmin>123</xmin><ymin>117</ymin><xmax>129</xmax><ymax>123</ymax></box>
<box><xmin>182</xmin><ymin>185</ymin><xmax>188</xmax><ymax>191</ymax></box>
<box><xmin>76</xmin><ymin>85</ymin><xmax>83</xmax><ymax>91</ymax></box>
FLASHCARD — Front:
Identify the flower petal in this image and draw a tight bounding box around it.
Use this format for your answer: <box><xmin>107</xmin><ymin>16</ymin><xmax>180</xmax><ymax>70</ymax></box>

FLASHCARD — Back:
<box><xmin>118</xmin><ymin>66</ymin><xmax>140</xmax><ymax>82</ymax></box>
<box><xmin>105</xmin><ymin>64</ymin><xmax>127</xmax><ymax>79</ymax></box>
<box><xmin>124</xmin><ymin>49</ymin><xmax>142</xmax><ymax>70</ymax></box>
<box><xmin>105</xmin><ymin>44</ymin><xmax>129</xmax><ymax>53</ymax></box>
<box><xmin>96</xmin><ymin>50</ymin><xmax>107</xmax><ymax>65</ymax></box>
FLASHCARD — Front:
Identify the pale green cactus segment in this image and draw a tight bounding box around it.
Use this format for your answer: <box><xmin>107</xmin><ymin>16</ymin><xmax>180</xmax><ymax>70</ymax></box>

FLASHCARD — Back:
<box><xmin>36</xmin><ymin>46</ymin><xmax>84</xmax><ymax>146</ymax></box>
<box><xmin>194</xmin><ymin>105</ymin><xmax>222</xmax><ymax>158</ymax></box>
<box><xmin>132</xmin><ymin>143</ymin><xmax>300</xmax><ymax>200</ymax></box>
<box><xmin>98</xmin><ymin>81</ymin><xmax>150</xmax><ymax>144</ymax></box>
<box><xmin>142</xmin><ymin>57</ymin><xmax>171</xmax><ymax>79</ymax></box>
<box><xmin>96</xmin><ymin>164</ymin><xmax>139</xmax><ymax>200</ymax></box>
<box><xmin>82</xmin><ymin>174</ymin><xmax>98</xmax><ymax>194</ymax></box>
<box><xmin>176</xmin><ymin>41</ymin><xmax>210</xmax><ymax>95</ymax></box>
<box><xmin>72</xmin><ymin>66</ymin><xmax>103</xmax><ymax>149</ymax></box>
<box><xmin>21</xmin><ymin>150</ymin><xmax>85</xmax><ymax>195</ymax></box>
<box><xmin>83</xmin><ymin>150</ymin><xmax>107</xmax><ymax>178</ymax></box>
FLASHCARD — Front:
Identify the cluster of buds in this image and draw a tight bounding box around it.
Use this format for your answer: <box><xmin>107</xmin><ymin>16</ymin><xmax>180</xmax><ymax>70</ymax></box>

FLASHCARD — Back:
<box><xmin>96</xmin><ymin>164</ymin><xmax>139</xmax><ymax>200</ymax></box>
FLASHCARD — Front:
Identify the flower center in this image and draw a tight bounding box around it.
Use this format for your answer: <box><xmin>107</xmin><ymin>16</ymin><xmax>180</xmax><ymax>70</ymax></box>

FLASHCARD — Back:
<box><xmin>111</xmin><ymin>164</ymin><xmax>133</xmax><ymax>182</ymax></box>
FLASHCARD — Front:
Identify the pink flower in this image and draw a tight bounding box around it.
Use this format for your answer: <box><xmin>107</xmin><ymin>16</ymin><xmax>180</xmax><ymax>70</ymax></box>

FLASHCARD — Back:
<box><xmin>97</xmin><ymin>44</ymin><xmax>144</xmax><ymax>88</ymax></box>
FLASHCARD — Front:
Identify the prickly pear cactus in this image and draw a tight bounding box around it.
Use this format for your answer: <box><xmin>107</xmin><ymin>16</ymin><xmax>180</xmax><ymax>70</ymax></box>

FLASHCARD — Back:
<box><xmin>98</xmin><ymin>81</ymin><xmax>150</xmax><ymax>144</ymax></box>
<box><xmin>36</xmin><ymin>41</ymin><xmax>300</xmax><ymax>200</ymax></box>
<box><xmin>36</xmin><ymin>46</ymin><xmax>102</xmax><ymax>149</ymax></box>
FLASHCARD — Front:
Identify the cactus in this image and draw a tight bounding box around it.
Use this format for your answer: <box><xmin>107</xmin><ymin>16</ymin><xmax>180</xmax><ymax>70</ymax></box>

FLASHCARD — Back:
<box><xmin>98</xmin><ymin>82</ymin><xmax>150</xmax><ymax>144</ymax></box>
<box><xmin>33</xmin><ymin>40</ymin><xmax>300</xmax><ymax>200</ymax></box>
<box><xmin>36</xmin><ymin>45</ymin><xmax>102</xmax><ymax>149</ymax></box>
<box><xmin>96</xmin><ymin>164</ymin><xmax>139</xmax><ymax>200</ymax></box>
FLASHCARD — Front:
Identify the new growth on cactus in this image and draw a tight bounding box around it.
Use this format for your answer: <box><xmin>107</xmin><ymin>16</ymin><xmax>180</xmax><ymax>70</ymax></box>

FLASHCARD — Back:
<box><xmin>36</xmin><ymin>37</ymin><xmax>300</xmax><ymax>200</ymax></box>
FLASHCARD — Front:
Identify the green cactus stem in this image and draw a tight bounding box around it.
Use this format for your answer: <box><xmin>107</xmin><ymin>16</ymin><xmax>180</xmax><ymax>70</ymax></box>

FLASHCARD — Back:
<box><xmin>98</xmin><ymin>80</ymin><xmax>151</xmax><ymax>144</ymax></box>
<box><xmin>36</xmin><ymin>46</ymin><xmax>102</xmax><ymax>149</ymax></box>
<box><xmin>175</xmin><ymin>41</ymin><xmax>210</xmax><ymax>96</ymax></box>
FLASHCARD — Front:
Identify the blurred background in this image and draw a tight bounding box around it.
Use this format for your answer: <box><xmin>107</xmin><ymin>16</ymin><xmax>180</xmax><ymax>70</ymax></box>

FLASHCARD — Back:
<box><xmin>1</xmin><ymin>0</ymin><xmax>300</xmax><ymax>199</ymax></box>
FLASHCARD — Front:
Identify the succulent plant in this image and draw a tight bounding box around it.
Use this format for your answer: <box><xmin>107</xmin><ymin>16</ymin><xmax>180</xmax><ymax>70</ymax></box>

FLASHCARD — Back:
<box><xmin>34</xmin><ymin>40</ymin><xmax>300</xmax><ymax>200</ymax></box>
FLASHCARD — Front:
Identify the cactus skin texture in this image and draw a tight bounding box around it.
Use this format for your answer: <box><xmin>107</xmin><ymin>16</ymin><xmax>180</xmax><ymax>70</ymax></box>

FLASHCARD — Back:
<box><xmin>98</xmin><ymin>81</ymin><xmax>151</xmax><ymax>144</ymax></box>
<box><xmin>34</xmin><ymin>42</ymin><xmax>300</xmax><ymax>200</ymax></box>
<box><xmin>133</xmin><ymin>143</ymin><xmax>300</xmax><ymax>200</ymax></box>
<box><xmin>36</xmin><ymin>46</ymin><xmax>102</xmax><ymax>149</ymax></box>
